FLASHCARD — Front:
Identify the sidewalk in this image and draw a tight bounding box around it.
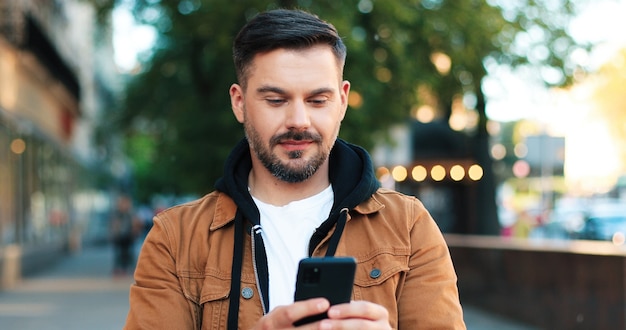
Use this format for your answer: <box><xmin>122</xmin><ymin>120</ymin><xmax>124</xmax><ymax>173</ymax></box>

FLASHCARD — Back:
<box><xmin>0</xmin><ymin>243</ymin><xmax>536</xmax><ymax>329</ymax></box>
<box><xmin>463</xmin><ymin>305</ymin><xmax>538</xmax><ymax>330</ymax></box>
<box><xmin>0</xmin><ymin>244</ymin><xmax>133</xmax><ymax>330</ymax></box>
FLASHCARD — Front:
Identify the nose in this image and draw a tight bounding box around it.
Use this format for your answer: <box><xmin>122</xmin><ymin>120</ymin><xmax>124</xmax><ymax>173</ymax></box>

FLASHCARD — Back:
<box><xmin>285</xmin><ymin>100</ymin><xmax>311</xmax><ymax>130</ymax></box>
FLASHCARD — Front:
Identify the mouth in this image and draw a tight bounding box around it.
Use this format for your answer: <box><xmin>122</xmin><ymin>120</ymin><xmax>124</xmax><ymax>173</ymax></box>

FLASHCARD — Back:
<box><xmin>272</xmin><ymin>131</ymin><xmax>321</xmax><ymax>153</ymax></box>
<box><xmin>279</xmin><ymin>139</ymin><xmax>313</xmax><ymax>152</ymax></box>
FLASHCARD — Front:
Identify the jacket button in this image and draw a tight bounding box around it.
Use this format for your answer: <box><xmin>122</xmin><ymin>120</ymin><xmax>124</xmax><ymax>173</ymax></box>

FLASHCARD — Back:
<box><xmin>242</xmin><ymin>287</ymin><xmax>254</xmax><ymax>299</ymax></box>
<box><xmin>370</xmin><ymin>268</ymin><xmax>382</xmax><ymax>279</ymax></box>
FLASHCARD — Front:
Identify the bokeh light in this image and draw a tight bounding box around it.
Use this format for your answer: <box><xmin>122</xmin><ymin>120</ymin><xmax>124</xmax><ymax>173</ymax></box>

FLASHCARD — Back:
<box><xmin>391</xmin><ymin>165</ymin><xmax>408</xmax><ymax>182</ymax></box>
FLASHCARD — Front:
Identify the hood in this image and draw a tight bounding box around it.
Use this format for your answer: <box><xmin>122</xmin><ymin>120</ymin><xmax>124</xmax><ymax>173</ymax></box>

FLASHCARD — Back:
<box><xmin>215</xmin><ymin>137</ymin><xmax>380</xmax><ymax>226</ymax></box>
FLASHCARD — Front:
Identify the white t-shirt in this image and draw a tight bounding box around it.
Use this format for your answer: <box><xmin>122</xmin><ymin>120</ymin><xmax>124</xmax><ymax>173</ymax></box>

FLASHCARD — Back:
<box><xmin>252</xmin><ymin>185</ymin><xmax>334</xmax><ymax>311</ymax></box>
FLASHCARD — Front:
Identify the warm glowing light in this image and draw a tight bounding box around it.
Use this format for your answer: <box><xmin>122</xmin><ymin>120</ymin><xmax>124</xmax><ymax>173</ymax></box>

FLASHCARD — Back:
<box><xmin>376</xmin><ymin>166</ymin><xmax>390</xmax><ymax>179</ymax></box>
<box><xmin>412</xmin><ymin>165</ymin><xmax>427</xmax><ymax>181</ymax></box>
<box><xmin>468</xmin><ymin>164</ymin><xmax>483</xmax><ymax>181</ymax></box>
<box><xmin>391</xmin><ymin>166</ymin><xmax>408</xmax><ymax>182</ymax></box>
<box><xmin>431</xmin><ymin>165</ymin><xmax>446</xmax><ymax>181</ymax></box>
<box><xmin>491</xmin><ymin>144</ymin><xmax>506</xmax><ymax>160</ymax></box>
<box><xmin>415</xmin><ymin>105</ymin><xmax>435</xmax><ymax>123</ymax></box>
<box><xmin>449</xmin><ymin>96</ymin><xmax>467</xmax><ymax>131</ymax></box>
<box><xmin>430</xmin><ymin>52</ymin><xmax>451</xmax><ymax>75</ymax></box>
<box><xmin>449</xmin><ymin>110</ymin><xmax>466</xmax><ymax>131</ymax></box>
<box><xmin>512</xmin><ymin>160</ymin><xmax>531</xmax><ymax>178</ymax></box>
<box><xmin>450</xmin><ymin>165</ymin><xmax>465</xmax><ymax>181</ymax></box>
<box><xmin>348</xmin><ymin>91</ymin><xmax>363</xmax><ymax>108</ymax></box>
<box><xmin>465</xmin><ymin>110</ymin><xmax>479</xmax><ymax>131</ymax></box>
<box><xmin>10</xmin><ymin>138</ymin><xmax>26</xmax><ymax>154</ymax></box>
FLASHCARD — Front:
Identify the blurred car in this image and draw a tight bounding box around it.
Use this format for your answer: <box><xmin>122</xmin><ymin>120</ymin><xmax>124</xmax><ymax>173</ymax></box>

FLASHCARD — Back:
<box><xmin>579</xmin><ymin>200</ymin><xmax>626</xmax><ymax>241</ymax></box>
<box><xmin>529</xmin><ymin>198</ymin><xmax>587</xmax><ymax>239</ymax></box>
<box><xmin>580</xmin><ymin>215</ymin><xmax>626</xmax><ymax>241</ymax></box>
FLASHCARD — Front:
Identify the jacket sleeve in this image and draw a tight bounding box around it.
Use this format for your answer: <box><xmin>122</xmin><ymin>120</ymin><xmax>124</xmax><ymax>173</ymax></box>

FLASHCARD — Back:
<box><xmin>398</xmin><ymin>202</ymin><xmax>466</xmax><ymax>329</ymax></box>
<box><xmin>124</xmin><ymin>214</ymin><xmax>197</xmax><ymax>329</ymax></box>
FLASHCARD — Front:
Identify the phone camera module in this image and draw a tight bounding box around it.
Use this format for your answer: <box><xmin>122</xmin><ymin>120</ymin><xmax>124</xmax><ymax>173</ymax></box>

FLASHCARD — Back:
<box><xmin>303</xmin><ymin>267</ymin><xmax>321</xmax><ymax>284</ymax></box>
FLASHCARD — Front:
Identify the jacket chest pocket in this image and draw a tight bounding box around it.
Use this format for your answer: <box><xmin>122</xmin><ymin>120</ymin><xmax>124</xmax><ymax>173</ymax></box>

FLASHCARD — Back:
<box><xmin>182</xmin><ymin>270</ymin><xmax>263</xmax><ymax>329</ymax></box>
<box><xmin>352</xmin><ymin>251</ymin><xmax>409</xmax><ymax>324</ymax></box>
<box><xmin>181</xmin><ymin>270</ymin><xmax>230</xmax><ymax>330</ymax></box>
<box><xmin>199</xmin><ymin>275</ymin><xmax>230</xmax><ymax>330</ymax></box>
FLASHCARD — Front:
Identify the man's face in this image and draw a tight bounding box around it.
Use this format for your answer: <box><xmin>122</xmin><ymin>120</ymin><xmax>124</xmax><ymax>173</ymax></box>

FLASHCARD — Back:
<box><xmin>230</xmin><ymin>45</ymin><xmax>350</xmax><ymax>183</ymax></box>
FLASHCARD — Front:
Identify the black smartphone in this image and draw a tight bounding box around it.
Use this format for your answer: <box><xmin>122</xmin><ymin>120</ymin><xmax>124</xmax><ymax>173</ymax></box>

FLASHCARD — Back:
<box><xmin>293</xmin><ymin>257</ymin><xmax>356</xmax><ymax>326</ymax></box>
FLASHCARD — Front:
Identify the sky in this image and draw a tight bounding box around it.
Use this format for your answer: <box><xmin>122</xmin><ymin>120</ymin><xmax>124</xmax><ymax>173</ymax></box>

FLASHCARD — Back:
<box><xmin>484</xmin><ymin>0</ymin><xmax>626</xmax><ymax>122</ymax></box>
<box><xmin>112</xmin><ymin>2</ymin><xmax>156</xmax><ymax>72</ymax></box>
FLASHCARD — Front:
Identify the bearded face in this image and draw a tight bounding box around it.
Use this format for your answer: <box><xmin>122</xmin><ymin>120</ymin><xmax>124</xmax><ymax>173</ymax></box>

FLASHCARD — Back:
<box><xmin>244</xmin><ymin>118</ymin><xmax>333</xmax><ymax>183</ymax></box>
<box><xmin>229</xmin><ymin>46</ymin><xmax>350</xmax><ymax>184</ymax></box>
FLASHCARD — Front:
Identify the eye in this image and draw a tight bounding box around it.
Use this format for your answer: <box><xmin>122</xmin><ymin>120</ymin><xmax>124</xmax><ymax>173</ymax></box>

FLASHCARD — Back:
<box><xmin>266</xmin><ymin>98</ymin><xmax>286</xmax><ymax>106</ymax></box>
<box><xmin>309</xmin><ymin>97</ymin><xmax>328</xmax><ymax>106</ymax></box>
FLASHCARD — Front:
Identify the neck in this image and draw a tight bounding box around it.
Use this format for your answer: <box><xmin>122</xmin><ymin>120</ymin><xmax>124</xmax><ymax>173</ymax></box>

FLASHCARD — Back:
<box><xmin>248</xmin><ymin>160</ymin><xmax>330</xmax><ymax>207</ymax></box>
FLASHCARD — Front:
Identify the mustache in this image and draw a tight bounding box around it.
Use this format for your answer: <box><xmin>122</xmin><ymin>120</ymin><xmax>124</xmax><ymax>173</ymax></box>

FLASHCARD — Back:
<box><xmin>270</xmin><ymin>130</ymin><xmax>322</xmax><ymax>146</ymax></box>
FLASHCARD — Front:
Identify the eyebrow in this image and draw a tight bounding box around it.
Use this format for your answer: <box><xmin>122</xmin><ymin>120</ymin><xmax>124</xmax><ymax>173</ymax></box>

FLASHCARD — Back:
<box><xmin>255</xmin><ymin>86</ymin><xmax>335</xmax><ymax>96</ymax></box>
<box><xmin>256</xmin><ymin>85</ymin><xmax>286</xmax><ymax>95</ymax></box>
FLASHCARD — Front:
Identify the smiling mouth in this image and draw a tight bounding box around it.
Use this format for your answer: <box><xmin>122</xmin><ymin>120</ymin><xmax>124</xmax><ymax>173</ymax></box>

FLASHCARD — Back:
<box><xmin>279</xmin><ymin>140</ymin><xmax>313</xmax><ymax>152</ymax></box>
<box><xmin>271</xmin><ymin>131</ymin><xmax>321</xmax><ymax>151</ymax></box>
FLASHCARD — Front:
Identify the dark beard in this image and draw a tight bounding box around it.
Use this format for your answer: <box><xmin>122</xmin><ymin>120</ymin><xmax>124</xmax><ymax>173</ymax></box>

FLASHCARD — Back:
<box><xmin>246</xmin><ymin>128</ymin><xmax>327</xmax><ymax>183</ymax></box>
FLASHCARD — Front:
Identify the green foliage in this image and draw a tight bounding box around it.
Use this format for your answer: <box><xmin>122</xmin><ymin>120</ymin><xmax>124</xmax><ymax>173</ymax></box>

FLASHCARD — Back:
<box><xmin>94</xmin><ymin>0</ymin><xmax>586</xmax><ymax>199</ymax></box>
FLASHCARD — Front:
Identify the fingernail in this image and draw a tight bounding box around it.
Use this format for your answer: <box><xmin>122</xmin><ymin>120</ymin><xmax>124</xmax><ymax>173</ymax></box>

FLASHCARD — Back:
<box><xmin>320</xmin><ymin>320</ymin><xmax>332</xmax><ymax>330</ymax></box>
<box><xmin>318</xmin><ymin>299</ymin><xmax>330</xmax><ymax>311</ymax></box>
<box><xmin>327</xmin><ymin>308</ymin><xmax>340</xmax><ymax>318</ymax></box>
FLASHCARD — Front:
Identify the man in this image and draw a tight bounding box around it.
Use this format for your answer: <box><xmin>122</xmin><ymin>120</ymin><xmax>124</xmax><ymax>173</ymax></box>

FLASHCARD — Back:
<box><xmin>125</xmin><ymin>8</ymin><xmax>465</xmax><ymax>329</ymax></box>
<box><xmin>110</xmin><ymin>194</ymin><xmax>139</xmax><ymax>276</ymax></box>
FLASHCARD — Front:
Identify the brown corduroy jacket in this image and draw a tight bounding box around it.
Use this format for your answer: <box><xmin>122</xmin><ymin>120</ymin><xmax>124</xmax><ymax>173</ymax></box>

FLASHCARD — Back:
<box><xmin>124</xmin><ymin>188</ymin><xmax>466</xmax><ymax>329</ymax></box>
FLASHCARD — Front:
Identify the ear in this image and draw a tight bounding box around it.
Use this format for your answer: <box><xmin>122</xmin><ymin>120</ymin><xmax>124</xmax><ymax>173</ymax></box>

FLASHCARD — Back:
<box><xmin>339</xmin><ymin>80</ymin><xmax>351</xmax><ymax>121</ymax></box>
<box><xmin>230</xmin><ymin>83</ymin><xmax>245</xmax><ymax>123</ymax></box>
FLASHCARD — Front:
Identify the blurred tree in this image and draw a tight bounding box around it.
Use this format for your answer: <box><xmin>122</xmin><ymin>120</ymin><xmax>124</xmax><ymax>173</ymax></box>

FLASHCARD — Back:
<box><xmin>88</xmin><ymin>0</ymin><xmax>588</xmax><ymax>233</ymax></box>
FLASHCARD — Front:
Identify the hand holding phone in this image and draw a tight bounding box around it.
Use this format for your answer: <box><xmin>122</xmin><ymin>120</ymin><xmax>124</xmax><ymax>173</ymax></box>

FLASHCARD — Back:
<box><xmin>293</xmin><ymin>257</ymin><xmax>356</xmax><ymax>326</ymax></box>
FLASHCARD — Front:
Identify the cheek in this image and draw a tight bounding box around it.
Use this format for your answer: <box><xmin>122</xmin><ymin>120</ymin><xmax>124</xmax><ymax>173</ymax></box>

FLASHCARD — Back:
<box><xmin>246</xmin><ymin>114</ymin><xmax>277</xmax><ymax>137</ymax></box>
<box><xmin>319</xmin><ymin>115</ymin><xmax>342</xmax><ymax>136</ymax></box>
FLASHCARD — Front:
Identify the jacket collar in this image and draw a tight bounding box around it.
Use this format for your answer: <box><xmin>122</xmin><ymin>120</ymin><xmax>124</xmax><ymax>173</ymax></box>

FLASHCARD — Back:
<box><xmin>353</xmin><ymin>193</ymin><xmax>385</xmax><ymax>214</ymax></box>
<box><xmin>210</xmin><ymin>193</ymin><xmax>238</xmax><ymax>231</ymax></box>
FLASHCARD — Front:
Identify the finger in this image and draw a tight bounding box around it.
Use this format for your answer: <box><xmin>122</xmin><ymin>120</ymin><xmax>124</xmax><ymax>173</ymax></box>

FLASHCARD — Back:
<box><xmin>271</xmin><ymin>298</ymin><xmax>330</xmax><ymax>327</ymax></box>
<box><xmin>327</xmin><ymin>300</ymin><xmax>389</xmax><ymax>322</ymax></box>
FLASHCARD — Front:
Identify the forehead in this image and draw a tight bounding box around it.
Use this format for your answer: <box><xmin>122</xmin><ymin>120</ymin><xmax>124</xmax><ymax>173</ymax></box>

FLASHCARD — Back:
<box><xmin>244</xmin><ymin>45</ymin><xmax>342</xmax><ymax>90</ymax></box>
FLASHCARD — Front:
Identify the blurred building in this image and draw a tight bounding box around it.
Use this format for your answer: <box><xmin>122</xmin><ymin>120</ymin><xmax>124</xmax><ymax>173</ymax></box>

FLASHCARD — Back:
<box><xmin>372</xmin><ymin>120</ymin><xmax>487</xmax><ymax>234</ymax></box>
<box><xmin>0</xmin><ymin>0</ymin><xmax>119</xmax><ymax>285</ymax></box>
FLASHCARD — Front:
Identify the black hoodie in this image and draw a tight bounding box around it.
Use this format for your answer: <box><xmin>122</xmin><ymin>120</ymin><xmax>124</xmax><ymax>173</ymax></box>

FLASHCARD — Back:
<box><xmin>215</xmin><ymin>137</ymin><xmax>380</xmax><ymax>329</ymax></box>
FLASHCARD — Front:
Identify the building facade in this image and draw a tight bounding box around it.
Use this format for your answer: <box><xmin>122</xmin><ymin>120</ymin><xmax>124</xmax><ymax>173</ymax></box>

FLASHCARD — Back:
<box><xmin>0</xmin><ymin>0</ymin><xmax>119</xmax><ymax>284</ymax></box>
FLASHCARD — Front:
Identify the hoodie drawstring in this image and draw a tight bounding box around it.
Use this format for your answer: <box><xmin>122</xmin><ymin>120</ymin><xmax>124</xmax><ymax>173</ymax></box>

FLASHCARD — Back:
<box><xmin>251</xmin><ymin>225</ymin><xmax>270</xmax><ymax>313</ymax></box>
<box><xmin>324</xmin><ymin>208</ymin><xmax>349</xmax><ymax>257</ymax></box>
<box><xmin>227</xmin><ymin>210</ymin><xmax>244</xmax><ymax>330</ymax></box>
<box><xmin>227</xmin><ymin>212</ymin><xmax>271</xmax><ymax>330</ymax></box>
